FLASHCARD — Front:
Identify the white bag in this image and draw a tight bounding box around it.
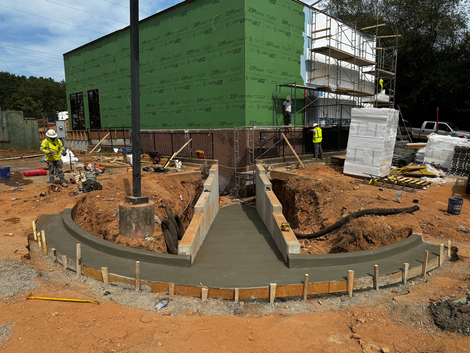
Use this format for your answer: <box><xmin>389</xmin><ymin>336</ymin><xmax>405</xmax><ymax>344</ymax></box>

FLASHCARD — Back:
<box><xmin>61</xmin><ymin>149</ymin><xmax>79</xmax><ymax>163</ymax></box>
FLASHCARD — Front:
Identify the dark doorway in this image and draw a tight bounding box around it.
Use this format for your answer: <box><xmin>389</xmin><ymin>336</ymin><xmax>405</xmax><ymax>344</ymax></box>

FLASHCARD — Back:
<box><xmin>70</xmin><ymin>92</ymin><xmax>85</xmax><ymax>130</ymax></box>
<box><xmin>88</xmin><ymin>89</ymin><xmax>101</xmax><ymax>129</ymax></box>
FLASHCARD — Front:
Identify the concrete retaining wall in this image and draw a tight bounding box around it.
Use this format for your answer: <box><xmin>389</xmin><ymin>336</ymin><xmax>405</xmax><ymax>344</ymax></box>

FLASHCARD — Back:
<box><xmin>178</xmin><ymin>164</ymin><xmax>219</xmax><ymax>262</ymax></box>
<box><xmin>255</xmin><ymin>164</ymin><xmax>300</xmax><ymax>263</ymax></box>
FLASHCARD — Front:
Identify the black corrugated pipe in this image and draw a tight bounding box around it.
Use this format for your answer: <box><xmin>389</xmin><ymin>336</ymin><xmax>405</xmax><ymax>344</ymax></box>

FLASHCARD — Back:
<box><xmin>293</xmin><ymin>205</ymin><xmax>420</xmax><ymax>239</ymax></box>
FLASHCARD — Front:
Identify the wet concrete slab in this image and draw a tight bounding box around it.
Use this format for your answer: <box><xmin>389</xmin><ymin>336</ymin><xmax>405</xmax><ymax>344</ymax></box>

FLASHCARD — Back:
<box><xmin>38</xmin><ymin>203</ymin><xmax>441</xmax><ymax>288</ymax></box>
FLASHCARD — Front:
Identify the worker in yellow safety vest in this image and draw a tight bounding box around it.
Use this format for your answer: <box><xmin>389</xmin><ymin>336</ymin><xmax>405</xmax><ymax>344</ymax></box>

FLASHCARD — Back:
<box><xmin>310</xmin><ymin>123</ymin><xmax>323</xmax><ymax>160</ymax></box>
<box><xmin>40</xmin><ymin>129</ymin><xmax>67</xmax><ymax>187</ymax></box>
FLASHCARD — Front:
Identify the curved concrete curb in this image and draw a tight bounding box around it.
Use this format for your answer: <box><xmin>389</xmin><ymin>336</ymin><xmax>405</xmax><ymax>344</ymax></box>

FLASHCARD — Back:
<box><xmin>63</xmin><ymin>207</ymin><xmax>191</xmax><ymax>268</ymax></box>
<box><xmin>288</xmin><ymin>233</ymin><xmax>424</xmax><ymax>268</ymax></box>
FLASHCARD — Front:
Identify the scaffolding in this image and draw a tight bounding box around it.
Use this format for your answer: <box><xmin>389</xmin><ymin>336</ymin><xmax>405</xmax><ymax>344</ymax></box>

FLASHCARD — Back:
<box><xmin>234</xmin><ymin>126</ymin><xmax>304</xmax><ymax>196</ymax></box>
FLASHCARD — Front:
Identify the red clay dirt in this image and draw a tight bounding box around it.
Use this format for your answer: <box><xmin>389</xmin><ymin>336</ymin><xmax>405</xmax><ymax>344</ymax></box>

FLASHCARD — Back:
<box><xmin>2</xmin><ymin>148</ymin><xmax>470</xmax><ymax>352</ymax></box>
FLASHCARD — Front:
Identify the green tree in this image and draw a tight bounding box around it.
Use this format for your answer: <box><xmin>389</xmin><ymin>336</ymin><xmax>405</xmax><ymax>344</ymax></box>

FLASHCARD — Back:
<box><xmin>0</xmin><ymin>72</ymin><xmax>66</xmax><ymax>114</ymax></box>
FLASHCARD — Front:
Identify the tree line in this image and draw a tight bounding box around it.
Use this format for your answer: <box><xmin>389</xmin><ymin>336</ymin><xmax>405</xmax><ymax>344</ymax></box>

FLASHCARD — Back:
<box><xmin>0</xmin><ymin>72</ymin><xmax>66</xmax><ymax>114</ymax></box>
<box><xmin>321</xmin><ymin>0</ymin><xmax>470</xmax><ymax>129</ymax></box>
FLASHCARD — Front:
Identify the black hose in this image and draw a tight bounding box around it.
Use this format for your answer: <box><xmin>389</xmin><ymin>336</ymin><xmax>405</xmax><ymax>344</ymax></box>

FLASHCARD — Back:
<box><xmin>293</xmin><ymin>205</ymin><xmax>420</xmax><ymax>239</ymax></box>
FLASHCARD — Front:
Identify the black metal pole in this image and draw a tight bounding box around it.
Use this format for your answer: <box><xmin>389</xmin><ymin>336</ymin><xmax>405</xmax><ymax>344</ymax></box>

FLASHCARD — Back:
<box><xmin>127</xmin><ymin>0</ymin><xmax>148</xmax><ymax>204</ymax></box>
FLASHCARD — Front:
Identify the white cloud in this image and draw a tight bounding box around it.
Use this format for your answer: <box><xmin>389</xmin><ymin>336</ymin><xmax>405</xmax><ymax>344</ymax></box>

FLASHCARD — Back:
<box><xmin>0</xmin><ymin>0</ymin><xmax>182</xmax><ymax>81</ymax></box>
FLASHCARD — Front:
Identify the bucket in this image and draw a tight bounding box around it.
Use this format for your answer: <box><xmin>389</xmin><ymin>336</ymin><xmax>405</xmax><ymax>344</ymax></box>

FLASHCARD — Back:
<box><xmin>0</xmin><ymin>166</ymin><xmax>10</xmax><ymax>179</ymax></box>
<box><xmin>86</xmin><ymin>172</ymin><xmax>97</xmax><ymax>182</ymax></box>
<box><xmin>126</xmin><ymin>155</ymin><xmax>133</xmax><ymax>165</ymax></box>
<box><xmin>447</xmin><ymin>197</ymin><xmax>464</xmax><ymax>215</ymax></box>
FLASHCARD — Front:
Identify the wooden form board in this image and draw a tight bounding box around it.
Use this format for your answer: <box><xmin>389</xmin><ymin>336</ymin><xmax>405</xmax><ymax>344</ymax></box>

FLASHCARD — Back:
<box><xmin>55</xmin><ymin>248</ymin><xmax>447</xmax><ymax>301</ymax></box>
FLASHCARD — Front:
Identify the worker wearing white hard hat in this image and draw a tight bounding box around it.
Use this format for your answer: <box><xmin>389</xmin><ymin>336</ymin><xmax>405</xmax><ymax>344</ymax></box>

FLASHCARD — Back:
<box><xmin>309</xmin><ymin>123</ymin><xmax>323</xmax><ymax>160</ymax></box>
<box><xmin>40</xmin><ymin>129</ymin><xmax>67</xmax><ymax>187</ymax></box>
<box><xmin>283</xmin><ymin>95</ymin><xmax>292</xmax><ymax>126</ymax></box>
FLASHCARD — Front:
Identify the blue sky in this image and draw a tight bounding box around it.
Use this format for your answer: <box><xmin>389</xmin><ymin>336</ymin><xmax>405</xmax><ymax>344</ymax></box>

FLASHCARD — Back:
<box><xmin>0</xmin><ymin>0</ymin><xmax>183</xmax><ymax>82</ymax></box>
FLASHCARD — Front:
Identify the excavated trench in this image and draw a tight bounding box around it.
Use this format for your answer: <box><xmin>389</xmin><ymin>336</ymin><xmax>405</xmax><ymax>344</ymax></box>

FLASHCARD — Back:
<box><xmin>271</xmin><ymin>176</ymin><xmax>414</xmax><ymax>255</ymax></box>
<box><xmin>72</xmin><ymin>173</ymin><xmax>204</xmax><ymax>254</ymax></box>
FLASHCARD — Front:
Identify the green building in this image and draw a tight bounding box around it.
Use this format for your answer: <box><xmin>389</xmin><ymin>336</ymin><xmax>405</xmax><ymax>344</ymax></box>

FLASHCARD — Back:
<box><xmin>63</xmin><ymin>0</ymin><xmax>315</xmax><ymax>131</ymax></box>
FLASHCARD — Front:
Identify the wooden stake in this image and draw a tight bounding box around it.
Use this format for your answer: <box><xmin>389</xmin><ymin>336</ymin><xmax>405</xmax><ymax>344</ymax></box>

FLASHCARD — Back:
<box><xmin>422</xmin><ymin>250</ymin><xmax>429</xmax><ymax>276</ymax></box>
<box><xmin>62</xmin><ymin>255</ymin><xmax>67</xmax><ymax>271</ymax></box>
<box><xmin>41</xmin><ymin>230</ymin><xmax>47</xmax><ymax>255</ymax></box>
<box><xmin>374</xmin><ymin>265</ymin><xmax>379</xmax><ymax>290</ymax></box>
<box><xmin>32</xmin><ymin>221</ymin><xmax>37</xmax><ymax>241</ymax></box>
<box><xmin>163</xmin><ymin>138</ymin><xmax>193</xmax><ymax>168</ymax></box>
<box><xmin>269</xmin><ymin>283</ymin><xmax>277</xmax><ymax>304</ymax></box>
<box><xmin>234</xmin><ymin>288</ymin><xmax>239</xmax><ymax>303</ymax></box>
<box><xmin>303</xmin><ymin>274</ymin><xmax>309</xmax><ymax>301</ymax></box>
<box><xmin>201</xmin><ymin>287</ymin><xmax>208</xmax><ymax>302</ymax></box>
<box><xmin>347</xmin><ymin>270</ymin><xmax>354</xmax><ymax>297</ymax></box>
<box><xmin>37</xmin><ymin>233</ymin><xmax>42</xmax><ymax>248</ymax></box>
<box><xmin>439</xmin><ymin>244</ymin><xmax>445</xmax><ymax>267</ymax></box>
<box><xmin>169</xmin><ymin>282</ymin><xmax>175</xmax><ymax>297</ymax></box>
<box><xmin>51</xmin><ymin>248</ymin><xmax>57</xmax><ymax>263</ymax></box>
<box><xmin>403</xmin><ymin>263</ymin><xmax>409</xmax><ymax>285</ymax></box>
<box><xmin>89</xmin><ymin>132</ymin><xmax>110</xmax><ymax>153</ymax></box>
<box><xmin>135</xmin><ymin>261</ymin><xmax>140</xmax><ymax>292</ymax></box>
<box><xmin>281</xmin><ymin>133</ymin><xmax>305</xmax><ymax>168</ymax></box>
<box><xmin>76</xmin><ymin>244</ymin><xmax>81</xmax><ymax>276</ymax></box>
<box><xmin>447</xmin><ymin>240</ymin><xmax>451</xmax><ymax>258</ymax></box>
<box><xmin>101</xmin><ymin>267</ymin><xmax>109</xmax><ymax>284</ymax></box>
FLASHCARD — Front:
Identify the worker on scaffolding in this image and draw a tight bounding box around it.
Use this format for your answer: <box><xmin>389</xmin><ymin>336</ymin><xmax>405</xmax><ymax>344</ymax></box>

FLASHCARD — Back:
<box><xmin>283</xmin><ymin>95</ymin><xmax>292</xmax><ymax>126</ymax></box>
<box><xmin>310</xmin><ymin>123</ymin><xmax>323</xmax><ymax>160</ymax></box>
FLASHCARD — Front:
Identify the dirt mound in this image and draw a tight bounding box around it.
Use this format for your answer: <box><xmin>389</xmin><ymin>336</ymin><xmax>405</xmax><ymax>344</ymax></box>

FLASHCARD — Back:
<box><xmin>431</xmin><ymin>299</ymin><xmax>470</xmax><ymax>334</ymax></box>
<box><xmin>73</xmin><ymin>173</ymin><xmax>203</xmax><ymax>253</ymax></box>
<box><xmin>272</xmin><ymin>165</ymin><xmax>418</xmax><ymax>254</ymax></box>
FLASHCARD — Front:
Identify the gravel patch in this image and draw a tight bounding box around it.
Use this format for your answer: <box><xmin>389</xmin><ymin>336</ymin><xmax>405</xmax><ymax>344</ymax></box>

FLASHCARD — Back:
<box><xmin>0</xmin><ymin>324</ymin><xmax>14</xmax><ymax>347</ymax></box>
<box><xmin>0</xmin><ymin>258</ymin><xmax>39</xmax><ymax>299</ymax></box>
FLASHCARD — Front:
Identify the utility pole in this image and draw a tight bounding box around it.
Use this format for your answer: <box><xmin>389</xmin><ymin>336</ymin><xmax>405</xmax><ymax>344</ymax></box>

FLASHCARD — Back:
<box><xmin>127</xmin><ymin>0</ymin><xmax>148</xmax><ymax>204</ymax></box>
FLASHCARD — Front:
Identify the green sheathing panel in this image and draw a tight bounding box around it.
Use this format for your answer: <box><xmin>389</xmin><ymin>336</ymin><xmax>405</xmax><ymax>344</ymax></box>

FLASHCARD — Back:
<box><xmin>64</xmin><ymin>0</ymin><xmax>246</xmax><ymax>130</ymax></box>
<box><xmin>244</xmin><ymin>0</ymin><xmax>305</xmax><ymax>126</ymax></box>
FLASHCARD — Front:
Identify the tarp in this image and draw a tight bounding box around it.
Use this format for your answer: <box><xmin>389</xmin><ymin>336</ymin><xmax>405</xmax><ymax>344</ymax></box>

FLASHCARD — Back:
<box><xmin>343</xmin><ymin>108</ymin><xmax>399</xmax><ymax>177</ymax></box>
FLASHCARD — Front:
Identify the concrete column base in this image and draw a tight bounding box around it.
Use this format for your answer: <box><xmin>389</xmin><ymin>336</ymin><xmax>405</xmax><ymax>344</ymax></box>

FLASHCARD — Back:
<box><xmin>119</xmin><ymin>201</ymin><xmax>155</xmax><ymax>239</ymax></box>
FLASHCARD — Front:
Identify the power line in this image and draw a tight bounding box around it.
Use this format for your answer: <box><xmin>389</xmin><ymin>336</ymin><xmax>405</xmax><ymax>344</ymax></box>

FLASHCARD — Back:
<box><xmin>0</xmin><ymin>45</ymin><xmax>62</xmax><ymax>60</ymax></box>
<box><xmin>102</xmin><ymin>0</ymin><xmax>153</xmax><ymax>16</ymax></box>
<box><xmin>0</xmin><ymin>4</ymin><xmax>106</xmax><ymax>35</ymax></box>
<box><xmin>45</xmin><ymin>0</ymin><xmax>128</xmax><ymax>25</ymax></box>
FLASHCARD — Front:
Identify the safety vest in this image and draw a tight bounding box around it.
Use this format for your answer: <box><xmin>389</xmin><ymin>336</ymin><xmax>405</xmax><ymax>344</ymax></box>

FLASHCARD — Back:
<box><xmin>40</xmin><ymin>138</ymin><xmax>64</xmax><ymax>161</ymax></box>
<box><xmin>312</xmin><ymin>127</ymin><xmax>322</xmax><ymax>143</ymax></box>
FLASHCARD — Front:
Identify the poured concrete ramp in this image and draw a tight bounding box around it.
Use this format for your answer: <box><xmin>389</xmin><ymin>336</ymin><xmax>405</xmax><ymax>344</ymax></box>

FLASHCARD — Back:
<box><xmin>38</xmin><ymin>204</ymin><xmax>441</xmax><ymax>289</ymax></box>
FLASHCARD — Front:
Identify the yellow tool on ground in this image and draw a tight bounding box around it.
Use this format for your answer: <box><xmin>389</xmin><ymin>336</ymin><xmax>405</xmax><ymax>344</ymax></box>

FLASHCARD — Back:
<box><xmin>26</xmin><ymin>293</ymin><xmax>100</xmax><ymax>305</ymax></box>
<box><xmin>281</xmin><ymin>222</ymin><xmax>291</xmax><ymax>231</ymax></box>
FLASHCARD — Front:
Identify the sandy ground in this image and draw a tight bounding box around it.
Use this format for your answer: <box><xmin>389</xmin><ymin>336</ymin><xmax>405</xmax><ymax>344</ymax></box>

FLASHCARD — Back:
<box><xmin>2</xmin><ymin>147</ymin><xmax>470</xmax><ymax>352</ymax></box>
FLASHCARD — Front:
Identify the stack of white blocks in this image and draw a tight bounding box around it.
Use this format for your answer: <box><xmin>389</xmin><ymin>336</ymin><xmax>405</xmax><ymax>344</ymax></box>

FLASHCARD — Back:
<box><xmin>343</xmin><ymin>108</ymin><xmax>399</xmax><ymax>177</ymax></box>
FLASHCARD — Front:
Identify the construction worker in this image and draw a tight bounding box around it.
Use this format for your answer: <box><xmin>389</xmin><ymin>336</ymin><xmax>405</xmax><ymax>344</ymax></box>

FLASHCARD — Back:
<box><xmin>310</xmin><ymin>123</ymin><xmax>323</xmax><ymax>160</ymax></box>
<box><xmin>283</xmin><ymin>95</ymin><xmax>292</xmax><ymax>125</ymax></box>
<box><xmin>40</xmin><ymin>129</ymin><xmax>67</xmax><ymax>187</ymax></box>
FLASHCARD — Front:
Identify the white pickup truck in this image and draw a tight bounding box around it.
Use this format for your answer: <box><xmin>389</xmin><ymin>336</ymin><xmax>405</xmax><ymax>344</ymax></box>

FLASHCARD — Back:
<box><xmin>411</xmin><ymin>121</ymin><xmax>470</xmax><ymax>141</ymax></box>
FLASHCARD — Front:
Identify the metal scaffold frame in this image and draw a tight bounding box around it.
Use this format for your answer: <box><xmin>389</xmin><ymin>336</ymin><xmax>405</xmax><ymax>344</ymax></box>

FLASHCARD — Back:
<box><xmin>308</xmin><ymin>10</ymin><xmax>376</xmax><ymax>125</ymax></box>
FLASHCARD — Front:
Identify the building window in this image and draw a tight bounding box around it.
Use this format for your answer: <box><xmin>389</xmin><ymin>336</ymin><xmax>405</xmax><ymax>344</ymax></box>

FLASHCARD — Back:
<box><xmin>70</xmin><ymin>92</ymin><xmax>85</xmax><ymax>130</ymax></box>
<box><xmin>88</xmin><ymin>89</ymin><xmax>101</xmax><ymax>129</ymax></box>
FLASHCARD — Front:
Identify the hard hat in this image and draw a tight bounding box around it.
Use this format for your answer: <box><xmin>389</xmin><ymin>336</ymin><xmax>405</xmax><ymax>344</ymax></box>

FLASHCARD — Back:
<box><xmin>313</xmin><ymin>123</ymin><xmax>319</xmax><ymax>127</ymax></box>
<box><xmin>46</xmin><ymin>129</ymin><xmax>57</xmax><ymax>138</ymax></box>
<box><xmin>286</xmin><ymin>95</ymin><xmax>291</xmax><ymax>101</ymax></box>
